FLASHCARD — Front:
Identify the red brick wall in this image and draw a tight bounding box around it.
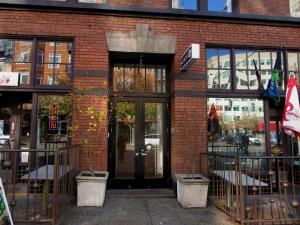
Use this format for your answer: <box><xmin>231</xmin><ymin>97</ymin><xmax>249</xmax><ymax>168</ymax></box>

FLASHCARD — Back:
<box><xmin>1</xmin><ymin>9</ymin><xmax>300</xmax><ymax>176</ymax></box>
<box><xmin>109</xmin><ymin>0</ymin><xmax>169</xmax><ymax>9</ymax></box>
<box><xmin>238</xmin><ymin>0</ymin><xmax>290</xmax><ymax>17</ymax></box>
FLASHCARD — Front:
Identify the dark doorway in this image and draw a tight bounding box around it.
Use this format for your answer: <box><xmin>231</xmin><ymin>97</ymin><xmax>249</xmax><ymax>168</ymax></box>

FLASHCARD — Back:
<box><xmin>109</xmin><ymin>97</ymin><xmax>169</xmax><ymax>188</ymax></box>
<box><xmin>108</xmin><ymin>58</ymin><xmax>171</xmax><ymax>188</ymax></box>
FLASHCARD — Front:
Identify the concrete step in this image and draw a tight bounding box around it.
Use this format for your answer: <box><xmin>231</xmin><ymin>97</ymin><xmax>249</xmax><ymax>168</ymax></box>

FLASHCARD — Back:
<box><xmin>107</xmin><ymin>189</ymin><xmax>175</xmax><ymax>198</ymax></box>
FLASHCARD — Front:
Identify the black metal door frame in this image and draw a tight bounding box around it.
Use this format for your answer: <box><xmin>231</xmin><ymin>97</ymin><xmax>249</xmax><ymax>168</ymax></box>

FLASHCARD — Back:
<box><xmin>108</xmin><ymin>96</ymin><xmax>170</xmax><ymax>188</ymax></box>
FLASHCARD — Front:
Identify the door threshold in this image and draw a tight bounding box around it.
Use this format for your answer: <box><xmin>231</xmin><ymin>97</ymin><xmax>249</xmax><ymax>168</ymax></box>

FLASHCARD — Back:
<box><xmin>107</xmin><ymin>189</ymin><xmax>175</xmax><ymax>198</ymax></box>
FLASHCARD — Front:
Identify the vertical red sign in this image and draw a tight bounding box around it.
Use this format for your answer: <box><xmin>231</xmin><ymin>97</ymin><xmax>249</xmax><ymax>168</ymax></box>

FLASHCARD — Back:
<box><xmin>49</xmin><ymin>103</ymin><xmax>58</xmax><ymax>130</ymax></box>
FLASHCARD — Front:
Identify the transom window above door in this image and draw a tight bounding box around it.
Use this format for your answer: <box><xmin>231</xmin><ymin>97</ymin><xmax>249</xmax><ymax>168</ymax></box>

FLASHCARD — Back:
<box><xmin>113</xmin><ymin>64</ymin><xmax>167</xmax><ymax>93</ymax></box>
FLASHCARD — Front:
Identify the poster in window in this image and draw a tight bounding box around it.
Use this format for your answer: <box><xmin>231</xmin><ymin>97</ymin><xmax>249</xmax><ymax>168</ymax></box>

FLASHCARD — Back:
<box><xmin>0</xmin><ymin>178</ymin><xmax>14</xmax><ymax>225</ymax></box>
<box><xmin>0</xmin><ymin>72</ymin><xmax>19</xmax><ymax>87</ymax></box>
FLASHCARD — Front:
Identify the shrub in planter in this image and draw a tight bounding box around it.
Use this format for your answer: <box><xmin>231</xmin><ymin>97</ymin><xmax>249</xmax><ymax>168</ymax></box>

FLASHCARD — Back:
<box><xmin>71</xmin><ymin>88</ymin><xmax>110</xmax><ymax>207</ymax></box>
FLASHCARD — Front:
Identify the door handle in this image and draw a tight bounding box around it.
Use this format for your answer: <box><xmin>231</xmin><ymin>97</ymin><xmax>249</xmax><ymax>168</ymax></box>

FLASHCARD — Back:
<box><xmin>141</xmin><ymin>149</ymin><xmax>147</xmax><ymax>156</ymax></box>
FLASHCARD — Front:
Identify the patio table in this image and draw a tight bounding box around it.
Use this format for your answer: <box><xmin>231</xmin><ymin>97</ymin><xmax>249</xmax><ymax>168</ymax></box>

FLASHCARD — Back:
<box><xmin>21</xmin><ymin>165</ymin><xmax>71</xmax><ymax>211</ymax></box>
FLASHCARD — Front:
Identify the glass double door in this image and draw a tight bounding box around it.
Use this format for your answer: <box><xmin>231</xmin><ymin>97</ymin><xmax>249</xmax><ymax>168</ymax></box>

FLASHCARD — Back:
<box><xmin>109</xmin><ymin>97</ymin><xmax>169</xmax><ymax>188</ymax></box>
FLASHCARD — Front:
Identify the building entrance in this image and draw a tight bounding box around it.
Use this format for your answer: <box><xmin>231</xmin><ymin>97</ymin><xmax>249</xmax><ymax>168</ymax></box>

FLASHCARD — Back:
<box><xmin>108</xmin><ymin>61</ymin><xmax>170</xmax><ymax>188</ymax></box>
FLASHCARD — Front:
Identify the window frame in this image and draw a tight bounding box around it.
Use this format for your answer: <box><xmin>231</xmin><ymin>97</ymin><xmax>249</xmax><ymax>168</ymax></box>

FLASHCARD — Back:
<box><xmin>169</xmin><ymin>0</ymin><xmax>237</xmax><ymax>13</ymax></box>
<box><xmin>206</xmin><ymin>46</ymin><xmax>287</xmax><ymax>95</ymax></box>
<box><xmin>0</xmin><ymin>36</ymin><xmax>73</xmax><ymax>89</ymax></box>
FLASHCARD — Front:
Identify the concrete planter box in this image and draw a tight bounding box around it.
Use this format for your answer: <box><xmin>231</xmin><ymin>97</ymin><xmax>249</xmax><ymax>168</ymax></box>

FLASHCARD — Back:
<box><xmin>76</xmin><ymin>171</ymin><xmax>109</xmax><ymax>207</ymax></box>
<box><xmin>176</xmin><ymin>174</ymin><xmax>210</xmax><ymax>208</ymax></box>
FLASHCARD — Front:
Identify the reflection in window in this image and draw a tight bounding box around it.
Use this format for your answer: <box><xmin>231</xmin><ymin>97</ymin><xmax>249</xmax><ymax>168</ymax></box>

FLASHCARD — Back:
<box><xmin>207</xmin><ymin>98</ymin><xmax>265</xmax><ymax>156</ymax></box>
<box><xmin>208</xmin><ymin>0</ymin><xmax>232</xmax><ymax>12</ymax></box>
<box><xmin>0</xmin><ymin>39</ymin><xmax>32</xmax><ymax>85</ymax></box>
<box><xmin>207</xmin><ymin>48</ymin><xmax>231</xmax><ymax>90</ymax></box>
<box><xmin>113</xmin><ymin>64</ymin><xmax>167</xmax><ymax>93</ymax></box>
<box><xmin>207</xmin><ymin>48</ymin><xmax>285</xmax><ymax>91</ymax></box>
<box><xmin>37</xmin><ymin>95</ymin><xmax>72</xmax><ymax>150</ymax></box>
<box><xmin>78</xmin><ymin>0</ymin><xmax>106</xmax><ymax>3</ymax></box>
<box><xmin>287</xmin><ymin>52</ymin><xmax>300</xmax><ymax>82</ymax></box>
<box><xmin>144</xmin><ymin>103</ymin><xmax>164</xmax><ymax>178</ymax></box>
<box><xmin>290</xmin><ymin>0</ymin><xmax>300</xmax><ymax>17</ymax></box>
<box><xmin>172</xmin><ymin>0</ymin><xmax>198</xmax><ymax>10</ymax></box>
<box><xmin>37</xmin><ymin>41</ymin><xmax>72</xmax><ymax>86</ymax></box>
<box><xmin>115</xmin><ymin>102</ymin><xmax>135</xmax><ymax>178</ymax></box>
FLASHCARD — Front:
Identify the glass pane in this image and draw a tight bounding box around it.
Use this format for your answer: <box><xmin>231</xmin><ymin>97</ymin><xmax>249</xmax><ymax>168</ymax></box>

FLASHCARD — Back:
<box><xmin>0</xmin><ymin>39</ymin><xmax>14</xmax><ymax>63</ymax></box>
<box><xmin>14</xmin><ymin>41</ymin><xmax>32</xmax><ymax>63</ymax></box>
<box><xmin>207</xmin><ymin>69</ymin><xmax>219</xmax><ymax>89</ymax></box>
<box><xmin>0</xmin><ymin>61</ymin><xmax>12</xmax><ymax>72</ymax></box>
<box><xmin>219</xmin><ymin>49</ymin><xmax>230</xmax><ymax>69</ymax></box>
<box><xmin>156</xmin><ymin>66</ymin><xmax>167</xmax><ymax>93</ymax></box>
<box><xmin>248</xmin><ymin>51</ymin><xmax>259</xmax><ymax>70</ymax></box>
<box><xmin>207</xmin><ymin>48</ymin><xmax>218</xmax><ymax>69</ymax></box>
<box><xmin>260</xmin><ymin>51</ymin><xmax>272</xmax><ymax>70</ymax></box>
<box><xmin>113</xmin><ymin>64</ymin><xmax>124</xmax><ymax>92</ymax></box>
<box><xmin>271</xmin><ymin>52</ymin><xmax>283</xmax><ymax>70</ymax></box>
<box><xmin>55</xmin><ymin>42</ymin><xmax>72</xmax><ymax>64</ymax></box>
<box><xmin>236</xmin><ymin>70</ymin><xmax>248</xmax><ymax>90</ymax></box>
<box><xmin>172</xmin><ymin>0</ymin><xmax>197</xmax><ymax>10</ymax></box>
<box><xmin>37</xmin><ymin>41</ymin><xmax>55</xmax><ymax>64</ymax></box>
<box><xmin>162</xmin><ymin>66</ymin><xmax>167</xmax><ymax>93</ymax></box>
<box><xmin>12</xmin><ymin>63</ymin><xmax>31</xmax><ymax>85</ymax></box>
<box><xmin>208</xmin><ymin>0</ymin><xmax>232</xmax><ymax>12</ymax></box>
<box><xmin>288</xmin><ymin>52</ymin><xmax>298</xmax><ymax>72</ymax></box>
<box><xmin>115</xmin><ymin>102</ymin><xmax>135</xmax><ymax>178</ymax></box>
<box><xmin>135</xmin><ymin>65</ymin><xmax>145</xmax><ymax>92</ymax></box>
<box><xmin>20</xmin><ymin>103</ymin><xmax>32</xmax><ymax>150</ymax></box>
<box><xmin>235</xmin><ymin>50</ymin><xmax>247</xmax><ymax>69</ymax></box>
<box><xmin>261</xmin><ymin>70</ymin><xmax>272</xmax><ymax>90</ymax></box>
<box><xmin>249</xmin><ymin>70</ymin><xmax>258</xmax><ymax>90</ymax></box>
<box><xmin>78</xmin><ymin>0</ymin><xmax>106</xmax><ymax>3</ymax></box>
<box><xmin>207</xmin><ymin>98</ymin><xmax>265</xmax><ymax>156</ymax></box>
<box><xmin>144</xmin><ymin>103</ymin><xmax>163</xmax><ymax>178</ymax></box>
<box><xmin>54</xmin><ymin>65</ymin><xmax>71</xmax><ymax>85</ymax></box>
<box><xmin>146</xmin><ymin>65</ymin><xmax>156</xmax><ymax>92</ymax></box>
<box><xmin>219</xmin><ymin>70</ymin><xmax>231</xmax><ymax>89</ymax></box>
<box><xmin>36</xmin><ymin>64</ymin><xmax>54</xmax><ymax>85</ymax></box>
<box><xmin>124</xmin><ymin>64</ymin><xmax>134</xmax><ymax>92</ymax></box>
<box><xmin>37</xmin><ymin>95</ymin><xmax>72</xmax><ymax>151</ymax></box>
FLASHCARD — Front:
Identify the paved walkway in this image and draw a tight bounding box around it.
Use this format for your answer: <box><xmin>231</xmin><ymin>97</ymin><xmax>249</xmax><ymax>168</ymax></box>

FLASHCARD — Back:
<box><xmin>57</xmin><ymin>190</ymin><xmax>237</xmax><ymax>225</ymax></box>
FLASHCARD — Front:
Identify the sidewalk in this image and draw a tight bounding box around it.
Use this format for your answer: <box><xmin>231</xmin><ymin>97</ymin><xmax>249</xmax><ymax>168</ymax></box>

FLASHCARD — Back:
<box><xmin>57</xmin><ymin>190</ymin><xmax>237</xmax><ymax>225</ymax></box>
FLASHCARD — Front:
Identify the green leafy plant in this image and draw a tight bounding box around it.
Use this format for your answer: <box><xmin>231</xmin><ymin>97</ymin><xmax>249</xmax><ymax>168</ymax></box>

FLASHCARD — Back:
<box><xmin>70</xmin><ymin>87</ymin><xmax>108</xmax><ymax>176</ymax></box>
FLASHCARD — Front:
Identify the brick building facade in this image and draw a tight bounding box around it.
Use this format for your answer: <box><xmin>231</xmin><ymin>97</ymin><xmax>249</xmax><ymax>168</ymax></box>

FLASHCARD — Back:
<box><xmin>0</xmin><ymin>0</ymin><xmax>300</xmax><ymax>189</ymax></box>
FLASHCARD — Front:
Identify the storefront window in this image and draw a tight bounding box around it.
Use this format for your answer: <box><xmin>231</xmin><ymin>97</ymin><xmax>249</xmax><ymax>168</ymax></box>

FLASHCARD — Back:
<box><xmin>207</xmin><ymin>48</ymin><xmax>285</xmax><ymax>91</ymax></box>
<box><xmin>207</xmin><ymin>98</ymin><xmax>265</xmax><ymax>156</ymax></box>
<box><xmin>0</xmin><ymin>39</ymin><xmax>33</xmax><ymax>85</ymax></box>
<box><xmin>37</xmin><ymin>95</ymin><xmax>72</xmax><ymax>150</ymax></box>
<box><xmin>37</xmin><ymin>41</ymin><xmax>72</xmax><ymax>86</ymax></box>
<box><xmin>207</xmin><ymin>48</ymin><xmax>231</xmax><ymax>90</ymax></box>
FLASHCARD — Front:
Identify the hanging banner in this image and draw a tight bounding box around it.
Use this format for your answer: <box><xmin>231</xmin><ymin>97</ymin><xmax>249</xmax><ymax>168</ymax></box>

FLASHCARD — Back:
<box><xmin>0</xmin><ymin>72</ymin><xmax>19</xmax><ymax>87</ymax></box>
<box><xmin>0</xmin><ymin>178</ymin><xmax>14</xmax><ymax>225</ymax></box>
<box><xmin>49</xmin><ymin>103</ymin><xmax>59</xmax><ymax>130</ymax></box>
<box><xmin>281</xmin><ymin>76</ymin><xmax>300</xmax><ymax>137</ymax></box>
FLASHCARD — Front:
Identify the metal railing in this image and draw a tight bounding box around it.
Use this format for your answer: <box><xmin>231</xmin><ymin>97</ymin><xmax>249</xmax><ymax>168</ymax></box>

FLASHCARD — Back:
<box><xmin>201</xmin><ymin>152</ymin><xmax>300</xmax><ymax>224</ymax></box>
<box><xmin>0</xmin><ymin>145</ymin><xmax>80</xmax><ymax>224</ymax></box>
